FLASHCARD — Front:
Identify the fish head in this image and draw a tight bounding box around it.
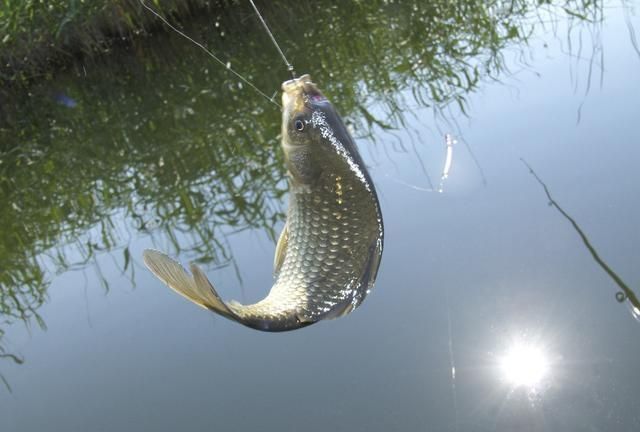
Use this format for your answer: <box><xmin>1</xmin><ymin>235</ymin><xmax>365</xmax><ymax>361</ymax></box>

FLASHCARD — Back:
<box><xmin>281</xmin><ymin>74</ymin><xmax>365</xmax><ymax>187</ymax></box>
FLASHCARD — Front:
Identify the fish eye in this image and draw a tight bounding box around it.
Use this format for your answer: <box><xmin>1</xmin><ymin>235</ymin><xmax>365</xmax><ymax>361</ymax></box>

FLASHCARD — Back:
<box><xmin>294</xmin><ymin>119</ymin><xmax>305</xmax><ymax>131</ymax></box>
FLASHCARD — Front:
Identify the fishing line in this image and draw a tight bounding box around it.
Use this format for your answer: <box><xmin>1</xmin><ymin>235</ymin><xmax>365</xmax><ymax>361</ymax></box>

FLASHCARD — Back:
<box><xmin>437</xmin><ymin>133</ymin><xmax>455</xmax><ymax>193</ymax></box>
<box><xmin>139</xmin><ymin>0</ymin><xmax>280</xmax><ymax>108</ymax></box>
<box><xmin>382</xmin><ymin>172</ymin><xmax>434</xmax><ymax>192</ymax></box>
<box><xmin>248</xmin><ymin>0</ymin><xmax>297</xmax><ymax>79</ymax></box>
<box><xmin>379</xmin><ymin>133</ymin><xmax>459</xmax><ymax>194</ymax></box>
<box><xmin>445</xmin><ymin>286</ymin><xmax>460</xmax><ymax>432</ymax></box>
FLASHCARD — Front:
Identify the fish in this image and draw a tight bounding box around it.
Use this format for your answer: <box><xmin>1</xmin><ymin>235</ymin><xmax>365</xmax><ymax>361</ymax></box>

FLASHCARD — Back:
<box><xmin>53</xmin><ymin>91</ymin><xmax>77</xmax><ymax>108</ymax></box>
<box><xmin>143</xmin><ymin>74</ymin><xmax>383</xmax><ymax>332</ymax></box>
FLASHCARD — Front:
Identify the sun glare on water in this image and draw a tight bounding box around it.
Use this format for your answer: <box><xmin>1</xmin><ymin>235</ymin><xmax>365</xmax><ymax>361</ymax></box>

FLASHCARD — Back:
<box><xmin>499</xmin><ymin>343</ymin><xmax>550</xmax><ymax>388</ymax></box>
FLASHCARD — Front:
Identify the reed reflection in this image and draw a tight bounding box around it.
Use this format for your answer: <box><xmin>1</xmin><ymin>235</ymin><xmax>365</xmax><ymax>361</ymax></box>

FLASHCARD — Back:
<box><xmin>522</xmin><ymin>159</ymin><xmax>640</xmax><ymax>324</ymax></box>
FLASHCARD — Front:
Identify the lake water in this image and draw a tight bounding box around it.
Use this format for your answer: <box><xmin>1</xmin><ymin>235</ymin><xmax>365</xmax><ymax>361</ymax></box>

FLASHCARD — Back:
<box><xmin>2</xmin><ymin>1</ymin><xmax>640</xmax><ymax>431</ymax></box>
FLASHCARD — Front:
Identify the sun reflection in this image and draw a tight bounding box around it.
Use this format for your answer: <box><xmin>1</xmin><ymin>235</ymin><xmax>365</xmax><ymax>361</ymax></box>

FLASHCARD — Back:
<box><xmin>499</xmin><ymin>342</ymin><xmax>550</xmax><ymax>388</ymax></box>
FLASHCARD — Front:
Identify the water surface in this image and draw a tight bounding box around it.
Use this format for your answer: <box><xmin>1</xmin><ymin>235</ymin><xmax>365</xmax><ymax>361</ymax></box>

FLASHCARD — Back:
<box><xmin>1</xmin><ymin>1</ymin><xmax>640</xmax><ymax>431</ymax></box>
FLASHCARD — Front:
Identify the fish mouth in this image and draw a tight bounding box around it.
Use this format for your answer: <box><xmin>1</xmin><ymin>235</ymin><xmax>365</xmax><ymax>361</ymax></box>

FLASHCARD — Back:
<box><xmin>281</xmin><ymin>74</ymin><xmax>326</xmax><ymax>114</ymax></box>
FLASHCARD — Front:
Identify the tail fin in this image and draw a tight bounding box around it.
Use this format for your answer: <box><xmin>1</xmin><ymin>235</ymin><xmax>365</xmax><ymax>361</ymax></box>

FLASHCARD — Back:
<box><xmin>142</xmin><ymin>249</ymin><xmax>235</xmax><ymax>318</ymax></box>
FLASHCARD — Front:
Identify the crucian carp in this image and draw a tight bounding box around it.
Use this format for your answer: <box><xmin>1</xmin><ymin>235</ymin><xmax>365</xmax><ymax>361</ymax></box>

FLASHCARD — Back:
<box><xmin>143</xmin><ymin>74</ymin><xmax>383</xmax><ymax>331</ymax></box>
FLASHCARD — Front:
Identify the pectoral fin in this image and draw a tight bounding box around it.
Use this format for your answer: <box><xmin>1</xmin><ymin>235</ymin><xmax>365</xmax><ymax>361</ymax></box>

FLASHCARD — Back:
<box><xmin>273</xmin><ymin>222</ymin><xmax>289</xmax><ymax>277</ymax></box>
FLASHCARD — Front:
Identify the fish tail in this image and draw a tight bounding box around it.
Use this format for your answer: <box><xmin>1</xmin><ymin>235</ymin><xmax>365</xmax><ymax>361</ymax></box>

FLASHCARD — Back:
<box><xmin>142</xmin><ymin>249</ymin><xmax>235</xmax><ymax>319</ymax></box>
<box><xmin>143</xmin><ymin>249</ymin><xmax>310</xmax><ymax>331</ymax></box>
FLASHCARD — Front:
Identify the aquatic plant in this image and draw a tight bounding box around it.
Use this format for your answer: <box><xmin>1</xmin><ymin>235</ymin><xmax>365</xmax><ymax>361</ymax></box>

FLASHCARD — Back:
<box><xmin>0</xmin><ymin>0</ymin><xmax>219</xmax><ymax>84</ymax></box>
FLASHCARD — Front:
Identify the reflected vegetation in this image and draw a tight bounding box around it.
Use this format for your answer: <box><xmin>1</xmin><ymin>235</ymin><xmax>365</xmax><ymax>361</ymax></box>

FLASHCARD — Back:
<box><xmin>0</xmin><ymin>0</ymin><xmax>605</xmax><ymax>388</ymax></box>
<box><xmin>0</xmin><ymin>0</ymin><xmax>216</xmax><ymax>86</ymax></box>
<box><xmin>522</xmin><ymin>159</ymin><xmax>640</xmax><ymax>322</ymax></box>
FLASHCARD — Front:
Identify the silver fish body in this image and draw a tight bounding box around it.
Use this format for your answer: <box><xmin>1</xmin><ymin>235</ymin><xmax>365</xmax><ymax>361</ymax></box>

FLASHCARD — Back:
<box><xmin>143</xmin><ymin>74</ymin><xmax>383</xmax><ymax>331</ymax></box>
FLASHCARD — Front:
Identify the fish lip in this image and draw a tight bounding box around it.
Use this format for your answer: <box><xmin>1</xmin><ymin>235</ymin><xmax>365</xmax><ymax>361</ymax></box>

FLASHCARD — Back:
<box><xmin>281</xmin><ymin>74</ymin><xmax>314</xmax><ymax>93</ymax></box>
<box><xmin>282</xmin><ymin>74</ymin><xmax>326</xmax><ymax>99</ymax></box>
<box><xmin>281</xmin><ymin>74</ymin><xmax>327</xmax><ymax>114</ymax></box>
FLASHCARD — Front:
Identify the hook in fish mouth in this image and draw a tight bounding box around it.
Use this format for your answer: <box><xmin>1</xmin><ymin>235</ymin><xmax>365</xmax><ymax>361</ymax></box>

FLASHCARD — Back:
<box><xmin>282</xmin><ymin>74</ymin><xmax>327</xmax><ymax>114</ymax></box>
<box><xmin>281</xmin><ymin>73</ymin><xmax>313</xmax><ymax>92</ymax></box>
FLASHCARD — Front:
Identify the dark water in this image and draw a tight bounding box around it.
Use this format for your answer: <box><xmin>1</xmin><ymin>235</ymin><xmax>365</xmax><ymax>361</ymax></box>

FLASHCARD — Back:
<box><xmin>2</xmin><ymin>1</ymin><xmax>640</xmax><ymax>431</ymax></box>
